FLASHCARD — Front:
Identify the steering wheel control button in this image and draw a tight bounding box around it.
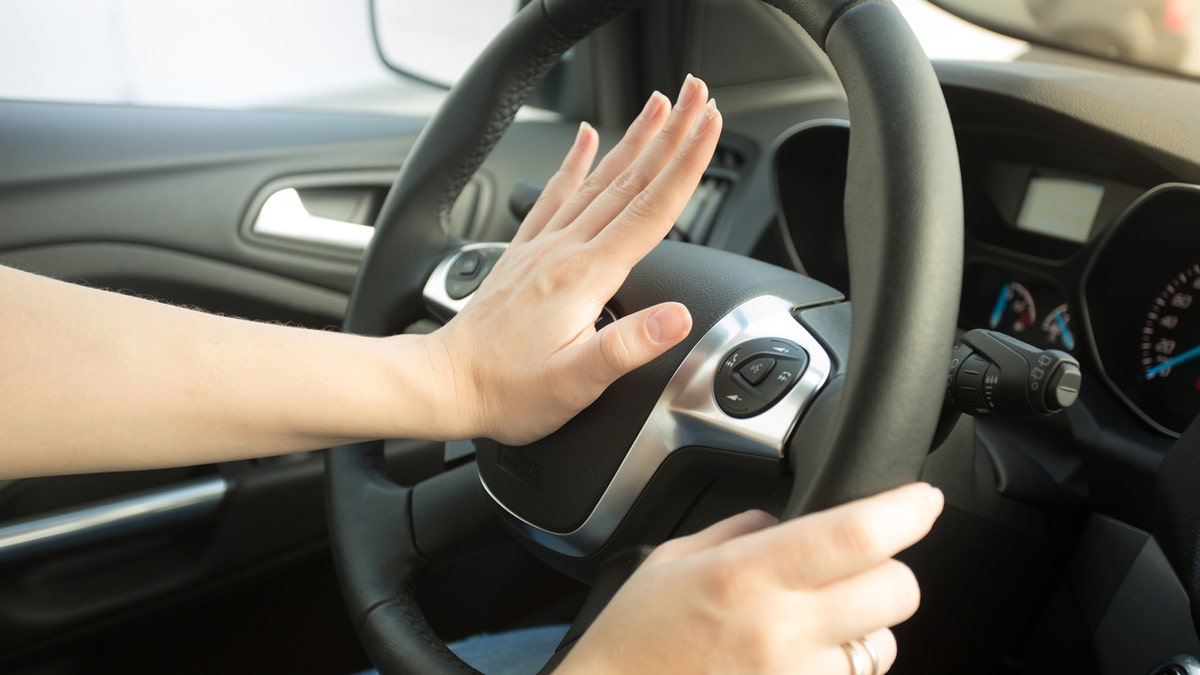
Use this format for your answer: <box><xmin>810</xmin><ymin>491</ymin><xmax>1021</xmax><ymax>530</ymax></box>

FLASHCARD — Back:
<box><xmin>445</xmin><ymin>248</ymin><xmax>502</xmax><ymax>300</ymax></box>
<box><xmin>714</xmin><ymin>377</ymin><xmax>768</xmax><ymax>417</ymax></box>
<box><xmin>739</xmin><ymin>357</ymin><xmax>775</xmax><ymax>385</ymax></box>
<box><xmin>715</xmin><ymin>338</ymin><xmax>809</xmax><ymax>417</ymax></box>
<box><xmin>755</xmin><ymin>358</ymin><xmax>806</xmax><ymax>403</ymax></box>
<box><xmin>453</xmin><ymin>251</ymin><xmax>482</xmax><ymax>276</ymax></box>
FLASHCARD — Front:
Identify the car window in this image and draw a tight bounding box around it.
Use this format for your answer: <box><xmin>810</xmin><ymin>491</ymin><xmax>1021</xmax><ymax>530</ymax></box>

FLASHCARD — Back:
<box><xmin>893</xmin><ymin>0</ymin><xmax>1030</xmax><ymax>62</ymax></box>
<box><xmin>0</xmin><ymin>0</ymin><xmax>461</xmax><ymax>115</ymax></box>
<box><xmin>933</xmin><ymin>0</ymin><xmax>1200</xmax><ymax>76</ymax></box>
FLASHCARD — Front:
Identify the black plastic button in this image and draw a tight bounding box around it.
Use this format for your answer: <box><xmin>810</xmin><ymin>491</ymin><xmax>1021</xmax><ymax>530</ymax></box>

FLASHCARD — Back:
<box><xmin>446</xmin><ymin>250</ymin><xmax>501</xmax><ymax>300</ymax></box>
<box><xmin>447</xmin><ymin>276</ymin><xmax>485</xmax><ymax>300</ymax></box>
<box><xmin>714</xmin><ymin>377</ymin><xmax>768</xmax><ymax>417</ymax></box>
<box><xmin>453</xmin><ymin>251</ymin><xmax>482</xmax><ymax>276</ymax></box>
<box><xmin>759</xmin><ymin>339</ymin><xmax>804</xmax><ymax>360</ymax></box>
<box><xmin>720</xmin><ymin>348</ymin><xmax>745</xmax><ymax>373</ymax></box>
<box><xmin>739</xmin><ymin>357</ymin><xmax>775</xmax><ymax>385</ymax></box>
<box><xmin>714</xmin><ymin>338</ymin><xmax>808</xmax><ymax>417</ymax></box>
<box><xmin>753</xmin><ymin>356</ymin><xmax>805</xmax><ymax>403</ymax></box>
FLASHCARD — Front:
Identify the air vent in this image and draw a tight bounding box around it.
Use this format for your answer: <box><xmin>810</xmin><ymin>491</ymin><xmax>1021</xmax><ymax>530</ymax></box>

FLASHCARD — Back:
<box><xmin>672</xmin><ymin>145</ymin><xmax>744</xmax><ymax>244</ymax></box>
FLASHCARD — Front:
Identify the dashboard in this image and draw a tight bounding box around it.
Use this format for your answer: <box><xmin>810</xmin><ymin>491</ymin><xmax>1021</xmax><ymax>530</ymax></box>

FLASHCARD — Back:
<box><xmin>765</xmin><ymin>93</ymin><xmax>1200</xmax><ymax>440</ymax></box>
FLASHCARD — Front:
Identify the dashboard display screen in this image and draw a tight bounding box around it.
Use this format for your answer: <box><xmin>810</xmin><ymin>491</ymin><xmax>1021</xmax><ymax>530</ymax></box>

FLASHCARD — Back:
<box><xmin>1016</xmin><ymin>176</ymin><xmax>1104</xmax><ymax>243</ymax></box>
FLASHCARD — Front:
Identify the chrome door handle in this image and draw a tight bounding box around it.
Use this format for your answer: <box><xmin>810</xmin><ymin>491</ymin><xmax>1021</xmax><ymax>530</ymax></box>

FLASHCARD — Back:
<box><xmin>250</xmin><ymin>187</ymin><xmax>376</xmax><ymax>253</ymax></box>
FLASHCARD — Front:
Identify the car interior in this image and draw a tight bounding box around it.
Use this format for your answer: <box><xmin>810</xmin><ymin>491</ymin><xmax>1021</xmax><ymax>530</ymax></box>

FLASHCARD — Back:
<box><xmin>2</xmin><ymin>0</ymin><xmax>1200</xmax><ymax>673</ymax></box>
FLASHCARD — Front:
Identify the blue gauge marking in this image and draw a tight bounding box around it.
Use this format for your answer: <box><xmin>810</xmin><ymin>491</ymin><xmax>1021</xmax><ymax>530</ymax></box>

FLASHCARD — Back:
<box><xmin>1054</xmin><ymin>312</ymin><xmax>1076</xmax><ymax>350</ymax></box>
<box><xmin>989</xmin><ymin>283</ymin><xmax>1010</xmax><ymax>329</ymax></box>
<box><xmin>1145</xmin><ymin>343</ymin><xmax>1200</xmax><ymax>379</ymax></box>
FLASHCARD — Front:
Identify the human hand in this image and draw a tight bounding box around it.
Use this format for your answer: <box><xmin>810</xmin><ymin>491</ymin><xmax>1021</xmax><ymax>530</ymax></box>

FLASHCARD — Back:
<box><xmin>556</xmin><ymin>483</ymin><xmax>945</xmax><ymax>675</ymax></box>
<box><xmin>425</xmin><ymin>75</ymin><xmax>720</xmax><ymax>445</ymax></box>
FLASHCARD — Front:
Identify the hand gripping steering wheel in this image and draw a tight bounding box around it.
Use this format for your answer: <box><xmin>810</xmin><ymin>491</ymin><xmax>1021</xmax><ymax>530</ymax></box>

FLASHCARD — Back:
<box><xmin>326</xmin><ymin>1</ymin><xmax>962</xmax><ymax>672</ymax></box>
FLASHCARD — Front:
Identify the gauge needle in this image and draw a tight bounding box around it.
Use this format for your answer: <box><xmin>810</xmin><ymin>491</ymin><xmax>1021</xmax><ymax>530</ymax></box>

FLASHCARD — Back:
<box><xmin>1146</xmin><ymin>343</ymin><xmax>1200</xmax><ymax>379</ymax></box>
<box><xmin>989</xmin><ymin>283</ymin><xmax>1010</xmax><ymax>329</ymax></box>
<box><xmin>1054</xmin><ymin>312</ymin><xmax>1076</xmax><ymax>350</ymax></box>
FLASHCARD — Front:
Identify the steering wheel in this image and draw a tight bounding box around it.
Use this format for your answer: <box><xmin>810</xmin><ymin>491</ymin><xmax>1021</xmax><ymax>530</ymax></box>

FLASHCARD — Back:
<box><xmin>326</xmin><ymin>0</ymin><xmax>962</xmax><ymax>672</ymax></box>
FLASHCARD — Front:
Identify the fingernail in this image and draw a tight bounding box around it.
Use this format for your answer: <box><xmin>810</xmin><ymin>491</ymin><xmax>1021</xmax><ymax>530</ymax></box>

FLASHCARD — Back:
<box><xmin>646</xmin><ymin>306</ymin><xmax>690</xmax><ymax>344</ymax></box>
<box><xmin>690</xmin><ymin>98</ymin><xmax>719</xmax><ymax>139</ymax></box>
<box><xmin>676</xmin><ymin>74</ymin><xmax>698</xmax><ymax>110</ymax></box>
<box><xmin>574</xmin><ymin>121</ymin><xmax>592</xmax><ymax>148</ymax></box>
<box><xmin>638</xmin><ymin>92</ymin><xmax>666</xmax><ymax>122</ymax></box>
<box><xmin>926</xmin><ymin>486</ymin><xmax>945</xmax><ymax>513</ymax></box>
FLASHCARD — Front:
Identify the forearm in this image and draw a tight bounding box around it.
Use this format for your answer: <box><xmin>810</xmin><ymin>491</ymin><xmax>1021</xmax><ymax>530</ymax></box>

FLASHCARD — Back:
<box><xmin>0</xmin><ymin>265</ymin><xmax>445</xmax><ymax>478</ymax></box>
<box><xmin>2</xmin><ymin>79</ymin><xmax>720</xmax><ymax>479</ymax></box>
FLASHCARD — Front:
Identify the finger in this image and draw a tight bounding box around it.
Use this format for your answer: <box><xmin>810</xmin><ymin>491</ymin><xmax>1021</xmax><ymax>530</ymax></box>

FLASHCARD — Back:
<box><xmin>811</xmin><ymin>559</ymin><xmax>922</xmax><ymax>643</ymax></box>
<box><xmin>564</xmin><ymin>75</ymin><xmax>711</xmax><ymax>245</ymax></box>
<box><xmin>565</xmin><ymin>302</ymin><xmax>692</xmax><ymax>394</ymax></box>
<box><xmin>648</xmin><ymin>509</ymin><xmax>778</xmax><ymax>564</ymax></box>
<box><xmin>511</xmin><ymin>121</ymin><xmax>599</xmax><ymax>245</ymax></box>
<box><xmin>867</xmin><ymin>628</ymin><xmax>899</xmax><ymax>674</ymax></box>
<box><xmin>749</xmin><ymin>483</ymin><xmax>944</xmax><ymax>589</ymax></box>
<box><xmin>816</xmin><ymin>629</ymin><xmax>898</xmax><ymax>675</ymax></box>
<box><xmin>538</xmin><ymin>90</ymin><xmax>672</xmax><ymax>236</ymax></box>
<box><xmin>592</xmin><ymin>98</ymin><xmax>722</xmax><ymax>269</ymax></box>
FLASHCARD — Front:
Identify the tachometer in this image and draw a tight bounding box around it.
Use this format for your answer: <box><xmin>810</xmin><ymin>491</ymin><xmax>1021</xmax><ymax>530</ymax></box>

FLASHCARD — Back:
<box><xmin>1139</xmin><ymin>263</ymin><xmax>1200</xmax><ymax>431</ymax></box>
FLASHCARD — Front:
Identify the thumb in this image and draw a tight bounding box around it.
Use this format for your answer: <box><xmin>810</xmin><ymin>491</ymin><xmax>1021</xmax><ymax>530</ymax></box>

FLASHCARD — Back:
<box><xmin>576</xmin><ymin>302</ymin><xmax>692</xmax><ymax>390</ymax></box>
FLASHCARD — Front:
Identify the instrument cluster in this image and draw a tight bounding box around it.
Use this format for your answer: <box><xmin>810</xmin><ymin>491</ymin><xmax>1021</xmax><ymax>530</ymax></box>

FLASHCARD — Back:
<box><xmin>1083</xmin><ymin>185</ymin><xmax>1200</xmax><ymax>436</ymax></box>
<box><xmin>769</xmin><ymin>121</ymin><xmax>1198</xmax><ymax>436</ymax></box>
<box><xmin>961</xmin><ymin>181</ymin><xmax>1200</xmax><ymax>436</ymax></box>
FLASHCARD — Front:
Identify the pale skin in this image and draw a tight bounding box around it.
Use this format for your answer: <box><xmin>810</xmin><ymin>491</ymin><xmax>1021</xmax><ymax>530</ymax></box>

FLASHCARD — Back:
<box><xmin>0</xmin><ymin>75</ymin><xmax>942</xmax><ymax>673</ymax></box>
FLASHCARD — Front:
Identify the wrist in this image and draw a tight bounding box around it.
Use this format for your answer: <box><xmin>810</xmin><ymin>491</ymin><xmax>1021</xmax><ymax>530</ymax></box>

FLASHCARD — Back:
<box><xmin>376</xmin><ymin>331</ymin><xmax>481</xmax><ymax>442</ymax></box>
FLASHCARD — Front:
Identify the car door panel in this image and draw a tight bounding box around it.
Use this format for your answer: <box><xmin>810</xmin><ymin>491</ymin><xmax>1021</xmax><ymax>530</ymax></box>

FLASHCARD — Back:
<box><xmin>0</xmin><ymin>100</ymin><xmax>452</xmax><ymax>662</ymax></box>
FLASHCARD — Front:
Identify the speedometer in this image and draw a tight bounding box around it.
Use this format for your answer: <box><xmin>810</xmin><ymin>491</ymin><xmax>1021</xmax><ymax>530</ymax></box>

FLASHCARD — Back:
<box><xmin>1082</xmin><ymin>184</ymin><xmax>1200</xmax><ymax>437</ymax></box>
<box><xmin>1139</xmin><ymin>263</ymin><xmax>1200</xmax><ymax>432</ymax></box>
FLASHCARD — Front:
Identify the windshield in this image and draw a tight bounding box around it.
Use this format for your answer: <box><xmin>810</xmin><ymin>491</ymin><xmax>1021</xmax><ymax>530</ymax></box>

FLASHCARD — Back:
<box><xmin>930</xmin><ymin>0</ymin><xmax>1200</xmax><ymax>77</ymax></box>
<box><xmin>0</xmin><ymin>0</ymin><xmax>1191</xmax><ymax>117</ymax></box>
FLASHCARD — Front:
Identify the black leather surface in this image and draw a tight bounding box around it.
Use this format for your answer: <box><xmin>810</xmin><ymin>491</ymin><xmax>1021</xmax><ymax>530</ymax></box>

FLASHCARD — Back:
<box><xmin>326</xmin><ymin>443</ymin><xmax>476</xmax><ymax>674</ymax></box>
<box><xmin>344</xmin><ymin>3</ymin><xmax>580</xmax><ymax>339</ymax></box>
<box><xmin>786</xmin><ymin>0</ymin><xmax>962</xmax><ymax>515</ymax></box>
<box><xmin>765</xmin><ymin>0</ymin><xmax>871</xmax><ymax>48</ymax></box>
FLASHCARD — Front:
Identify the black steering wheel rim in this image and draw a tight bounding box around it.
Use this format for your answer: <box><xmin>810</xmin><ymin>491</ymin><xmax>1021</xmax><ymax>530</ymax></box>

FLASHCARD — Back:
<box><xmin>327</xmin><ymin>1</ymin><xmax>963</xmax><ymax>672</ymax></box>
